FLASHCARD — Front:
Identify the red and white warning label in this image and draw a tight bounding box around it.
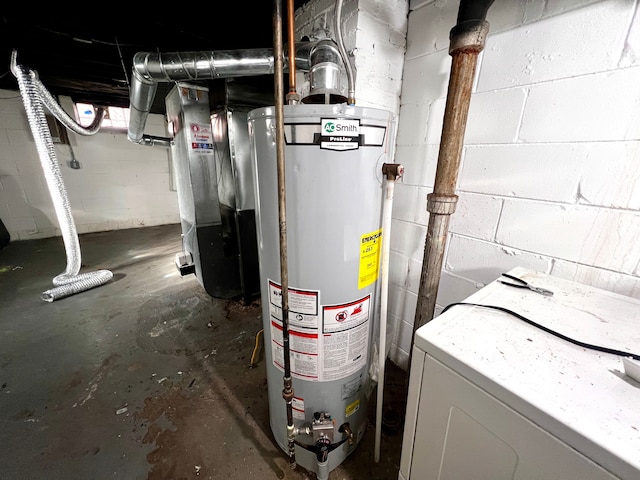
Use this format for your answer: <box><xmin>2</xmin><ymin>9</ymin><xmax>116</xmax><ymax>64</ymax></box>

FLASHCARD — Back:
<box><xmin>269</xmin><ymin>280</ymin><xmax>320</xmax><ymax>380</ymax></box>
<box><xmin>268</xmin><ymin>280</ymin><xmax>371</xmax><ymax>382</ymax></box>
<box><xmin>189</xmin><ymin>122</ymin><xmax>214</xmax><ymax>154</ymax></box>
<box><xmin>271</xmin><ymin>321</ymin><xmax>319</xmax><ymax>380</ymax></box>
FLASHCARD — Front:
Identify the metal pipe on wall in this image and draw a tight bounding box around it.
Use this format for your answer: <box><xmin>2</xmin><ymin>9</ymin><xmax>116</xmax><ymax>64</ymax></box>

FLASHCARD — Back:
<box><xmin>335</xmin><ymin>0</ymin><xmax>355</xmax><ymax>105</ymax></box>
<box><xmin>409</xmin><ymin>0</ymin><xmax>494</xmax><ymax>372</ymax></box>
<box><xmin>273</xmin><ymin>0</ymin><xmax>296</xmax><ymax>468</ymax></box>
<box><xmin>286</xmin><ymin>0</ymin><xmax>300</xmax><ymax>104</ymax></box>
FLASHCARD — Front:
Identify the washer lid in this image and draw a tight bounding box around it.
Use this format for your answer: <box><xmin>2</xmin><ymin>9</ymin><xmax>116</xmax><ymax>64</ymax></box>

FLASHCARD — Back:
<box><xmin>414</xmin><ymin>267</ymin><xmax>640</xmax><ymax>478</ymax></box>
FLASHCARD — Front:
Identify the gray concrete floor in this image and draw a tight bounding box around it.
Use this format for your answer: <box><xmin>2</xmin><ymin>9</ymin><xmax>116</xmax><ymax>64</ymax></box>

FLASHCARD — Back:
<box><xmin>0</xmin><ymin>224</ymin><xmax>406</xmax><ymax>480</ymax></box>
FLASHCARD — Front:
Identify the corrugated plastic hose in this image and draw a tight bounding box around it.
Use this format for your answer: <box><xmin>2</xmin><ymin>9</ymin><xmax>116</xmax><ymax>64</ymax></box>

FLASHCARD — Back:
<box><xmin>11</xmin><ymin>51</ymin><xmax>113</xmax><ymax>302</ymax></box>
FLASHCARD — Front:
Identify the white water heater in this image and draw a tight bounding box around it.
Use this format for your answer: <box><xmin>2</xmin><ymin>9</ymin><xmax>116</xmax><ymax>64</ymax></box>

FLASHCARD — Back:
<box><xmin>248</xmin><ymin>103</ymin><xmax>394</xmax><ymax>476</ymax></box>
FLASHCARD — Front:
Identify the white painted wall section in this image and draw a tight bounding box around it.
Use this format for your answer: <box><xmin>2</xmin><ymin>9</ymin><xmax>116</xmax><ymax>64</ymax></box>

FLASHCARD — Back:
<box><xmin>0</xmin><ymin>91</ymin><xmax>179</xmax><ymax>240</ymax></box>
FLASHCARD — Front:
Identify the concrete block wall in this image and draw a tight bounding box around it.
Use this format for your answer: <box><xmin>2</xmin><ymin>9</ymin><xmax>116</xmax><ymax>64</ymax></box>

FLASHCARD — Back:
<box><xmin>0</xmin><ymin>91</ymin><xmax>179</xmax><ymax>240</ymax></box>
<box><xmin>388</xmin><ymin>0</ymin><xmax>640</xmax><ymax>369</ymax></box>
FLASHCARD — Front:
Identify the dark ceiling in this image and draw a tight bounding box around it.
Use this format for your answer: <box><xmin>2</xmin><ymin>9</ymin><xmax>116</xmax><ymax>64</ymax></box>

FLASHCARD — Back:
<box><xmin>0</xmin><ymin>5</ymin><xmax>308</xmax><ymax>114</ymax></box>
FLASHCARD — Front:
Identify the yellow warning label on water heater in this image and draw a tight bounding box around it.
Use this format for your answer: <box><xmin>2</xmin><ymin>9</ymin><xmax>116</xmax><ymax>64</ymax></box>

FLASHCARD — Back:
<box><xmin>346</xmin><ymin>399</ymin><xmax>360</xmax><ymax>417</ymax></box>
<box><xmin>358</xmin><ymin>228</ymin><xmax>382</xmax><ymax>289</ymax></box>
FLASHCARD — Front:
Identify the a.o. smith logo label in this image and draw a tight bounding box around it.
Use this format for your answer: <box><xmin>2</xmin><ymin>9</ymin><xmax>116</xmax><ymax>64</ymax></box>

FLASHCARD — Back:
<box><xmin>320</xmin><ymin>118</ymin><xmax>361</xmax><ymax>151</ymax></box>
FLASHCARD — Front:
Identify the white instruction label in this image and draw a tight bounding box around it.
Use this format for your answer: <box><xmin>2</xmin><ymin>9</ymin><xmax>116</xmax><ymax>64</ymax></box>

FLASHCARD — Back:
<box><xmin>292</xmin><ymin>396</ymin><xmax>305</xmax><ymax>420</ymax></box>
<box><xmin>269</xmin><ymin>280</ymin><xmax>319</xmax><ymax>329</ymax></box>
<box><xmin>321</xmin><ymin>296</ymin><xmax>370</xmax><ymax>381</ymax></box>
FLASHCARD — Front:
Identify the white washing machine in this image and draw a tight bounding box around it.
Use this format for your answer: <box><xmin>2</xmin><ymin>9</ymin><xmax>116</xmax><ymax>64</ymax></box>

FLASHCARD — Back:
<box><xmin>400</xmin><ymin>267</ymin><xmax>640</xmax><ymax>480</ymax></box>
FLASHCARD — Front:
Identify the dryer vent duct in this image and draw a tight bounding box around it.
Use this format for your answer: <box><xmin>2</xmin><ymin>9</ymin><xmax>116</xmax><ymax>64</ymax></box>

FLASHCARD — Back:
<box><xmin>10</xmin><ymin>51</ymin><xmax>113</xmax><ymax>302</ymax></box>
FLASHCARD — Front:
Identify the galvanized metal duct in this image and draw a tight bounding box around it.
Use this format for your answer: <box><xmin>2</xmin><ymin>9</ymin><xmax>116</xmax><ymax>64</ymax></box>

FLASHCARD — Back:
<box><xmin>302</xmin><ymin>39</ymin><xmax>347</xmax><ymax>105</ymax></box>
<box><xmin>127</xmin><ymin>41</ymin><xmax>340</xmax><ymax>145</ymax></box>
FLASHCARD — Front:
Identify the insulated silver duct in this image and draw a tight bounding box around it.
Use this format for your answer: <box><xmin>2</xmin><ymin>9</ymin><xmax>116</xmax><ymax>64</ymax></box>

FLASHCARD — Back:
<box><xmin>10</xmin><ymin>51</ymin><xmax>114</xmax><ymax>302</ymax></box>
<box><xmin>41</xmin><ymin>270</ymin><xmax>114</xmax><ymax>303</ymax></box>
<box><xmin>34</xmin><ymin>77</ymin><xmax>104</xmax><ymax>136</ymax></box>
<box><xmin>127</xmin><ymin>40</ymin><xmax>343</xmax><ymax>145</ymax></box>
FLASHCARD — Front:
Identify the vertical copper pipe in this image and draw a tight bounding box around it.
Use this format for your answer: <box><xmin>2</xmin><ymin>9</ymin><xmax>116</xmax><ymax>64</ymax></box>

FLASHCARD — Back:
<box><xmin>273</xmin><ymin>0</ymin><xmax>296</xmax><ymax>468</ymax></box>
<box><xmin>286</xmin><ymin>0</ymin><xmax>298</xmax><ymax>100</ymax></box>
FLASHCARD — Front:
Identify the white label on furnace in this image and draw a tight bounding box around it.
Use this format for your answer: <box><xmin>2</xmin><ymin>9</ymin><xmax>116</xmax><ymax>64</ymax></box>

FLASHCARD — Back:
<box><xmin>189</xmin><ymin>122</ymin><xmax>214</xmax><ymax>154</ymax></box>
<box><xmin>321</xmin><ymin>295</ymin><xmax>370</xmax><ymax>381</ymax></box>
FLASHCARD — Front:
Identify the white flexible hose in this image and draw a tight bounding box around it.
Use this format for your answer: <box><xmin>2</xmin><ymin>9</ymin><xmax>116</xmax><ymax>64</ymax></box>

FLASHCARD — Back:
<box><xmin>374</xmin><ymin>174</ymin><xmax>396</xmax><ymax>463</ymax></box>
<box><xmin>10</xmin><ymin>51</ymin><xmax>113</xmax><ymax>302</ymax></box>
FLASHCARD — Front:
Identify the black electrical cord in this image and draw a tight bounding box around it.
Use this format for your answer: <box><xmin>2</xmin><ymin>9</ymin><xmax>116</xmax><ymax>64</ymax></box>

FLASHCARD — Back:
<box><xmin>442</xmin><ymin>302</ymin><xmax>640</xmax><ymax>361</ymax></box>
